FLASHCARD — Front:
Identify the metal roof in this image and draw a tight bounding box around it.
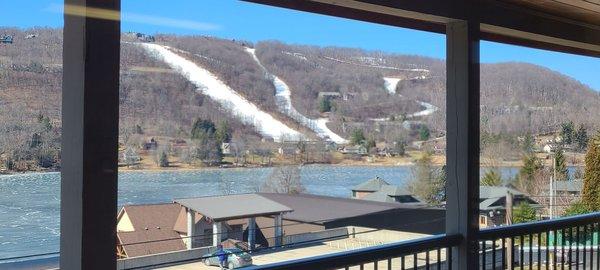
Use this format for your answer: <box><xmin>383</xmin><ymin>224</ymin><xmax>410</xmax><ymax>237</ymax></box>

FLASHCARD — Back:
<box><xmin>351</xmin><ymin>177</ymin><xmax>390</xmax><ymax>192</ymax></box>
<box><xmin>258</xmin><ymin>192</ymin><xmax>430</xmax><ymax>224</ymax></box>
<box><xmin>174</xmin><ymin>194</ymin><xmax>293</xmax><ymax>221</ymax></box>
<box><xmin>554</xmin><ymin>180</ymin><xmax>583</xmax><ymax>193</ymax></box>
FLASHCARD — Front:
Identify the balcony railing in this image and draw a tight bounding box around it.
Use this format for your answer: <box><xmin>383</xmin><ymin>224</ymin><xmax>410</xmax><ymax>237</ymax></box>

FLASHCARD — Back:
<box><xmin>244</xmin><ymin>234</ymin><xmax>462</xmax><ymax>270</ymax></box>
<box><xmin>246</xmin><ymin>212</ymin><xmax>600</xmax><ymax>270</ymax></box>
<box><xmin>479</xmin><ymin>212</ymin><xmax>600</xmax><ymax>270</ymax></box>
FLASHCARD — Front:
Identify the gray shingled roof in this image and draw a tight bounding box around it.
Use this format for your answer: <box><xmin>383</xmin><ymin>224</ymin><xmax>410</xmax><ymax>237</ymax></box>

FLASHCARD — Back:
<box><xmin>361</xmin><ymin>185</ymin><xmax>423</xmax><ymax>204</ymax></box>
<box><xmin>479</xmin><ymin>186</ymin><xmax>540</xmax><ymax>211</ymax></box>
<box><xmin>480</xmin><ymin>186</ymin><xmax>524</xmax><ymax>200</ymax></box>
<box><xmin>554</xmin><ymin>180</ymin><xmax>583</xmax><ymax>193</ymax></box>
<box><xmin>174</xmin><ymin>194</ymin><xmax>293</xmax><ymax>221</ymax></box>
<box><xmin>351</xmin><ymin>177</ymin><xmax>390</xmax><ymax>192</ymax></box>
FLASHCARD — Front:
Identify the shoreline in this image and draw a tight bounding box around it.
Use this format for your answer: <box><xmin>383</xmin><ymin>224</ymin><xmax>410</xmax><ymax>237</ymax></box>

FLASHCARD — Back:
<box><xmin>0</xmin><ymin>162</ymin><xmax>585</xmax><ymax>177</ymax></box>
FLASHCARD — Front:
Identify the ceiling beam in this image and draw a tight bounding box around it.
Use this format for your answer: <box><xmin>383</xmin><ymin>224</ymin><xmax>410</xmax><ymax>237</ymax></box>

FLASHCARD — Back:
<box><xmin>244</xmin><ymin>0</ymin><xmax>600</xmax><ymax>57</ymax></box>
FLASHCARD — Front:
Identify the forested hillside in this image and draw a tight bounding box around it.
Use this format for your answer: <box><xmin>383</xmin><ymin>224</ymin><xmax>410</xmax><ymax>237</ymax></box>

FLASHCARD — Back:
<box><xmin>1</xmin><ymin>27</ymin><xmax>598</xmax><ymax>171</ymax></box>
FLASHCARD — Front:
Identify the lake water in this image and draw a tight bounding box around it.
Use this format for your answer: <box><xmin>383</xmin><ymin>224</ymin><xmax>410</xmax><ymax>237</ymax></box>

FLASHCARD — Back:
<box><xmin>0</xmin><ymin>165</ymin><xmax>521</xmax><ymax>260</ymax></box>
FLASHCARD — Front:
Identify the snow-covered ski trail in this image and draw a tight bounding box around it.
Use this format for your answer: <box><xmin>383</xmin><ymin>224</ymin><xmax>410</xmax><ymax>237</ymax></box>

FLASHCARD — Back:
<box><xmin>139</xmin><ymin>43</ymin><xmax>305</xmax><ymax>142</ymax></box>
<box><xmin>381</xmin><ymin>76</ymin><xmax>439</xmax><ymax>119</ymax></box>
<box><xmin>245</xmin><ymin>47</ymin><xmax>348</xmax><ymax>144</ymax></box>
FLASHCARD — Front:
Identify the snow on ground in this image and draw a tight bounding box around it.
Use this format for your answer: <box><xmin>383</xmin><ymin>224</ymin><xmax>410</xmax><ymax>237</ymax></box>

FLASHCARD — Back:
<box><xmin>246</xmin><ymin>48</ymin><xmax>348</xmax><ymax>144</ymax></box>
<box><xmin>323</xmin><ymin>56</ymin><xmax>430</xmax><ymax>72</ymax></box>
<box><xmin>373</xmin><ymin>77</ymin><xmax>439</xmax><ymax>122</ymax></box>
<box><xmin>139</xmin><ymin>43</ymin><xmax>305</xmax><ymax>141</ymax></box>
<box><xmin>383</xmin><ymin>77</ymin><xmax>402</xmax><ymax>94</ymax></box>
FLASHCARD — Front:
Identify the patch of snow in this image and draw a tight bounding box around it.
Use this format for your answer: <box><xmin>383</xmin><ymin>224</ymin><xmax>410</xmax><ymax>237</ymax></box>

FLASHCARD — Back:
<box><xmin>372</xmin><ymin>77</ymin><xmax>439</xmax><ymax>121</ymax></box>
<box><xmin>139</xmin><ymin>43</ymin><xmax>305</xmax><ymax>142</ymax></box>
<box><xmin>383</xmin><ymin>77</ymin><xmax>402</xmax><ymax>94</ymax></box>
<box><xmin>282</xmin><ymin>51</ymin><xmax>308</xmax><ymax>61</ymax></box>
<box><xmin>323</xmin><ymin>56</ymin><xmax>430</xmax><ymax>72</ymax></box>
<box><xmin>410</xmin><ymin>101</ymin><xmax>438</xmax><ymax>117</ymax></box>
<box><xmin>246</xmin><ymin>48</ymin><xmax>348</xmax><ymax>144</ymax></box>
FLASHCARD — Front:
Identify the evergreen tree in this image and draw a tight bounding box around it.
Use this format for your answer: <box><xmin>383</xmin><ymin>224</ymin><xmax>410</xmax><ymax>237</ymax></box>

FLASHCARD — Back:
<box><xmin>158</xmin><ymin>151</ymin><xmax>169</xmax><ymax>167</ymax></box>
<box><xmin>554</xmin><ymin>146</ymin><xmax>569</xmax><ymax>181</ymax></box>
<box><xmin>481</xmin><ymin>169</ymin><xmax>502</xmax><ymax>186</ymax></box>
<box><xmin>318</xmin><ymin>97</ymin><xmax>332</xmax><ymax>113</ymax></box>
<box><xmin>575</xmin><ymin>124</ymin><xmax>589</xmax><ymax>152</ymax></box>
<box><xmin>563</xmin><ymin>201</ymin><xmax>590</xmax><ymax>217</ymax></box>
<box><xmin>418</xmin><ymin>125</ymin><xmax>431</xmax><ymax>141</ymax></box>
<box><xmin>561</xmin><ymin>121</ymin><xmax>575</xmax><ymax>145</ymax></box>
<box><xmin>215</xmin><ymin>121</ymin><xmax>231</xmax><ymax>144</ymax></box>
<box><xmin>522</xmin><ymin>133</ymin><xmax>535</xmax><ymax>153</ymax></box>
<box><xmin>513</xmin><ymin>202</ymin><xmax>537</xmax><ymax>224</ymax></box>
<box><xmin>515</xmin><ymin>154</ymin><xmax>543</xmax><ymax>194</ymax></box>
<box><xmin>350</xmin><ymin>129</ymin><xmax>366</xmax><ymax>146</ymax></box>
<box><xmin>191</xmin><ymin>118</ymin><xmax>216</xmax><ymax>141</ymax></box>
<box><xmin>581</xmin><ymin>134</ymin><xmax>600</xmax><ymax>211</ymax></box>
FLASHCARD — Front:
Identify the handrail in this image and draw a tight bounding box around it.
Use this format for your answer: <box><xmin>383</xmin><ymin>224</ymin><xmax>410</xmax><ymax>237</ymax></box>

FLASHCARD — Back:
<box><xmin>479</xmin><ymin>212</ymin><xmax>600</xmax><ymax>240</ymax></box>
<box><xmin>244</xmin><ymin>233</ymin><xmax>462</xmax><ymax>270</ymax></box>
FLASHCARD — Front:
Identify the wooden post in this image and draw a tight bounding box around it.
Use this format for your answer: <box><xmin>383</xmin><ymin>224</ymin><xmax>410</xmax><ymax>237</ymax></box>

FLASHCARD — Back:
<box><xmin>187</xmin><ymin>208</ymin><xmax>195</xmax><ymax>249</ymax></box>
<box><xmin>248</xmin><ymin>217</ymin><xmax>256</xmax><ymax>250</ymax></box>
<box><xmin>60</xmin><ymin>0</ymin><xmax>121</xmax><ymax>269</ymax></box>
<box><xmin>445</xmin><ymin>19</ymin><xmax>480</xmax><ymax>270</ymax></box>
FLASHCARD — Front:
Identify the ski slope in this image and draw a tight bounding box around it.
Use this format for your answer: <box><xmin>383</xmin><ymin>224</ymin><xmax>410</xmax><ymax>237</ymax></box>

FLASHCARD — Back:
<box><xmin>382</xmin><ymin>76</ymin><xmax>439</xmax><ymax>119</ymax></box>
<box><xmin>139</xmin><ymin>43</ymin><xmax>305</xmax><ymax>141</ymax></box>
<box><xmin>246</xmin><ymin>48</ymin><xmax>348</xmax><ymax>144</ymax></box>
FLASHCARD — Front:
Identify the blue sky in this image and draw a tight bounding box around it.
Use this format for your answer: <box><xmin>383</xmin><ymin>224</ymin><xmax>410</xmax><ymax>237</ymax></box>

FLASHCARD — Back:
<box><xmin>2</xmin><ymin>0</ymin><xmax>599</xmax><ymax>90</ymax></box>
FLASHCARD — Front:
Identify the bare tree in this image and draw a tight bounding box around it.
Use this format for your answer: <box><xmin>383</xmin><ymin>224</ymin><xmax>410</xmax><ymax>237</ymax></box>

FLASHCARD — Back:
<box><xmin>260</xmin><ymin>166</ymin><xmax>305</xmax><ymax>194</ymax></box>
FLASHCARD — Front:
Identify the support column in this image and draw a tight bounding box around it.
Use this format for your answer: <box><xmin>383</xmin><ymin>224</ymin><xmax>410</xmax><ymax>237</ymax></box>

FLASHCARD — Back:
<box><xmin>213</xmin><ymin>221</ymin><xmax>223</xmax><ymax>246</ymax></box>
<box><xmin>248</xmin><ymin>217</ymin><xmax>256</xmax><ymax>250</ymax></box>
<box><xmin>274</xmin><ymin>214</ymin><xmax>283</xmax><ymax>246</ymax></box>
<box><xmin>445</xmin><ymin>19</ymin><xmax>480</xmax><ymax>270</ymax></box>
<box><xmin>187</xmin><ymin>208</ymin><xmax>195</xmax><ymax>249</ymax></box>
<box><xmin>60</xmin><ymin>0</ymin><xmax>120</xmax><ymax>269</ymax></box>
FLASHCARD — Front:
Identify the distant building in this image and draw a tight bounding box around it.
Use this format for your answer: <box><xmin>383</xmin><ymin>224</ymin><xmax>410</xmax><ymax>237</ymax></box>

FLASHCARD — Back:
<box><xmin>278</xmin><ymin>143</ymin><xmax>301</xmax><ymax>156</ymax></box>
<box><xmin>554</xmin><ymin>180</ymin><xmax>583</xmax><ymax>196</ymax></box>
<box><xmin>351</xmin><ymin>177</ymin><xmax>390</xmax><ymax>198</ymax></box>
<box><xmin>1</xmin><ymin>35</ymin><xmax>13</xmax><ymax>44</ymax></box>
<box><xmin>377</xmin><ymin>146</ymin><xmax>400</xmax><ymax>157</ymax></box>
<box><xmin>340</xmin><ymin>145</ymin><xmax>367</xmax><ymax>155</ymax></box>
<box><xmin>351</xmin><ymin>177</ymin><xmax>423</xmax><ymax>204</ymax></box>
<box><xmin>479</xmin><ymin>186</ymin><xmax>542</xmax><ymax>228</ymax></box>
<box><xmin>221</xmin><ymin>142</ymin><xmax>232</xmax><ymax>156</ymax></box>
<box><xmin>135</xmin><ymin>33</ymin><xmax>155</xmax><ymax>42</ymax></box>
<box><xmin>317</xmin><ymin>92</ymin><xmax>342</xmax><ymax>99</ymax></box>
<box><xmin>142</xmin><ymin>138</ymin><xmax>158</xmax><ymax>150</ymax></box>
<box><xmin>116</xmin><ymin>203</ymin><xmax>187</xmax><ymax>258</ymax></box>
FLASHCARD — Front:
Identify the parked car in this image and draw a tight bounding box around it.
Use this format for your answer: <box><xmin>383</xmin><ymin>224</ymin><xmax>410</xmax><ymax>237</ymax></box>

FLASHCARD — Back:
<box><xmin>204</xmin><ymin>248</ymin><xmax>253</xmax><ymax>269</ymax></box>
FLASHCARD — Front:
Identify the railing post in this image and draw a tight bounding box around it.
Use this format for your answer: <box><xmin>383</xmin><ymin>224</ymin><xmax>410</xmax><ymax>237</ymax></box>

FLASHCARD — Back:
<box><xmin>445</xmin><ymin>19</ymin><xmax>480</xmax><ymax>270</ymax></box>
<box><xmin>60</xmin><ymin>0</ymin><xmax>121</xmax><ymax>269</ymax></box>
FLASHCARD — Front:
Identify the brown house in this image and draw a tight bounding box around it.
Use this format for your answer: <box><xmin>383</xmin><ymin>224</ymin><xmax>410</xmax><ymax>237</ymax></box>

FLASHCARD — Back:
<box><xmin>116</xmin><ymin>203</ymin><xmax>186</xmax><ymax>258</ymax></box>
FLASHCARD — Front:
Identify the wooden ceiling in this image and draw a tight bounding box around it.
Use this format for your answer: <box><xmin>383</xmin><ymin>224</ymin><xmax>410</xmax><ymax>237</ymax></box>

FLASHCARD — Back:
<box><xmin>504</xmin><ymin>0</ymin><xmax>600</xmax><ymax>26</ymax></box>
<box><xmin>245</xmin><ymin>0</ymin><xmax>600</xmax><ymax>57</ymax></box>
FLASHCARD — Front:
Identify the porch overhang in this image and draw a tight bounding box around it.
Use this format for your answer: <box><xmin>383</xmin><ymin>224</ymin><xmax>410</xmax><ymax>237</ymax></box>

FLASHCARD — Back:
<box><xmin>244</xmin><ymin>0</ymin><xmax>600</xmax><ymax>57</ymax></box>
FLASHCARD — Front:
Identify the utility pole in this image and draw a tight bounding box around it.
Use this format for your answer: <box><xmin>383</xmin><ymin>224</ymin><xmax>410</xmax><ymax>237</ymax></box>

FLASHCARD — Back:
<box><xmin>506</xmin><ymin>190</ymin><xmax>513</xmax><ymax>267</ymax></box>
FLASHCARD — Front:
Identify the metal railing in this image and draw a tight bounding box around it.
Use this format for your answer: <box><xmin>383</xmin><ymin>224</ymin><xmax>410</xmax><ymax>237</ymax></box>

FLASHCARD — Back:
<box><xmin>479</xmin><ymin>212</ymin><xmax>600</xmax><ymax>269</ymax></box>
<box><xmin>244</xmin><ymin>234</ymin><xmax>462</xmax><ymax>270</ymax></box>
<box><xmin>248</xmin><ymin>213</ymin><xmax>600</xmax><ymax>270</ymax></box>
